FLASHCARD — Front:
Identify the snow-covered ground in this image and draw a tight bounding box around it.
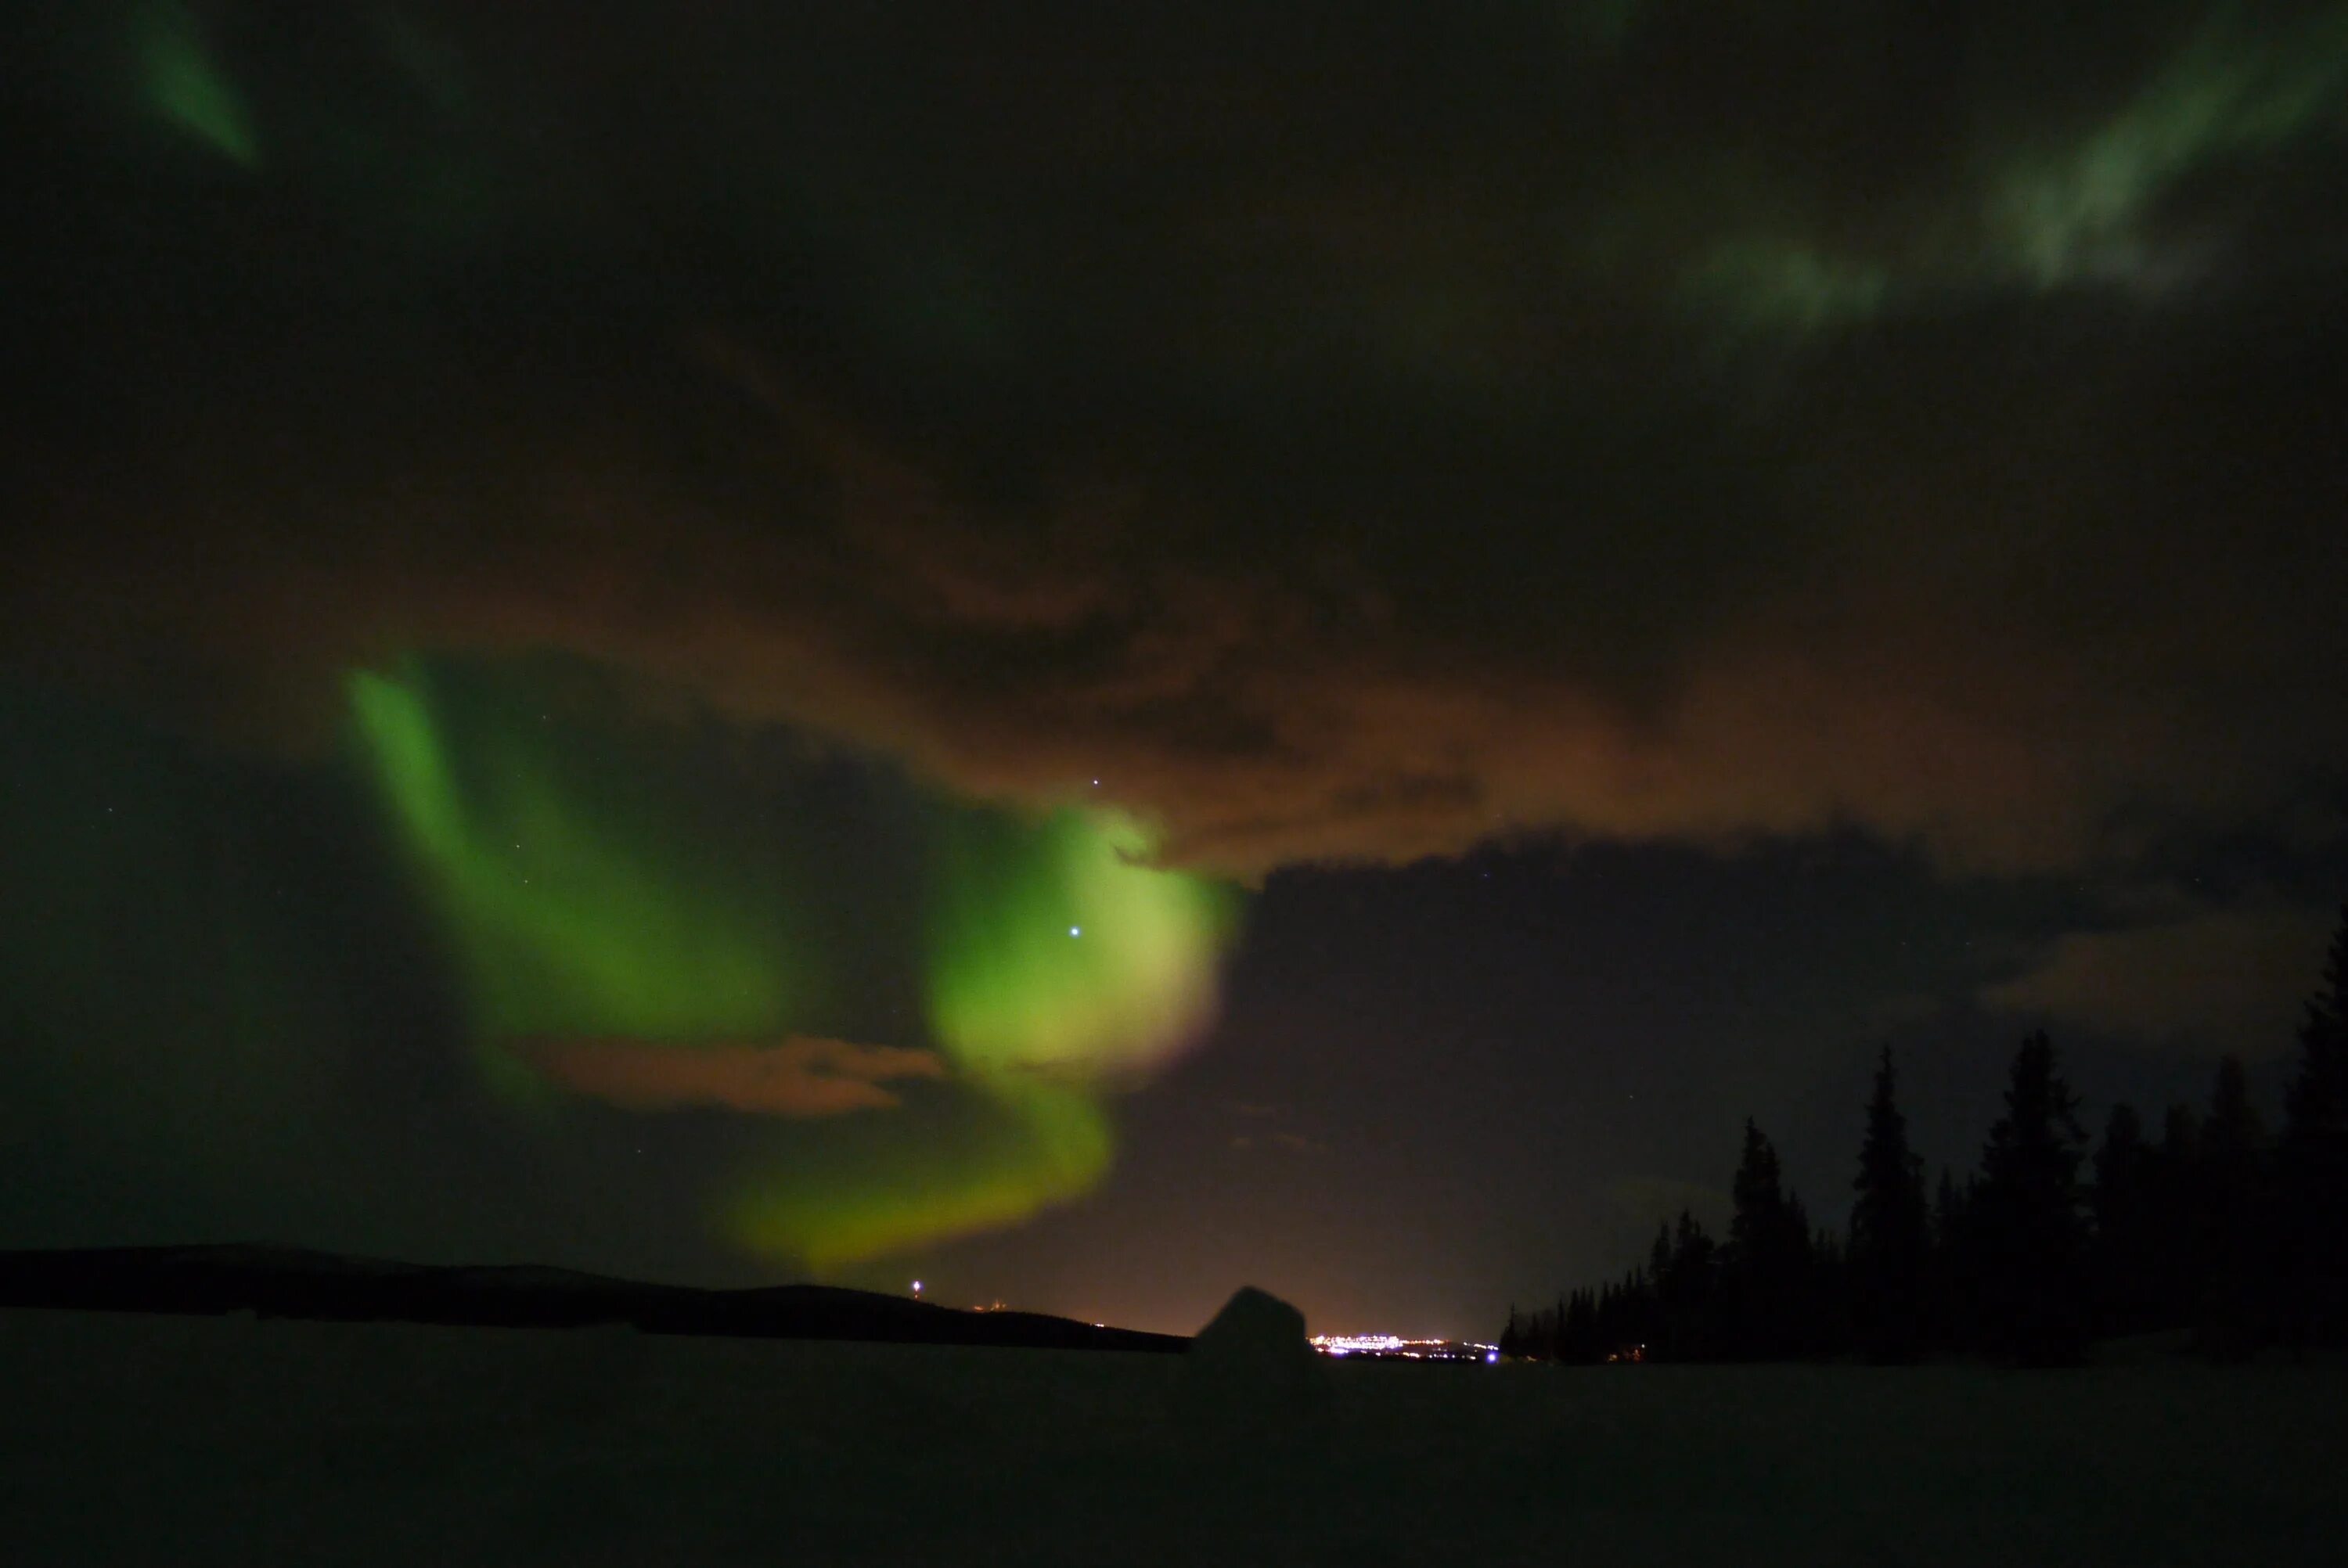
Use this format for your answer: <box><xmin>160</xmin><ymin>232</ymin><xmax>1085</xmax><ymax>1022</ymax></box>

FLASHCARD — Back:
<box><xmin>5</xmin><ymin>1308</ymin><xmax>2341</xmax><ymax>1566</ymax></box>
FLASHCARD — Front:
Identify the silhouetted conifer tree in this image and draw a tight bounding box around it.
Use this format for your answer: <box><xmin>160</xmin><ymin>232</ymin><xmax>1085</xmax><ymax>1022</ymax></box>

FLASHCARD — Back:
<box><xmin>1730</xmin><ymin>1120</ymin><xmax>1786</xmax><ymax>1257</ymax></box>
<box><xmin>2145</xmin><ymin>1102</ymin><xmax>2205</xmax><ymax>1329</ymax></box>
<box><xmin>1565</xmin><ymin>1287</ymin><xmax>1597</xmax><ymax>1361</ymax></box>
<box><xmin>1655</xmin><ymin>1208</ymin><xmax>1717</xmax><ymax>1358</ymax></box>
<box><xmin>2160</xmin><ymin>1102</ymin><xmax>2201</xmax><ymax>1162</ymax></box>
<box><xmin>1726</xmin><ymin>1119</ymin><xmax>1813</xmax><ymax>1357</ymax></box>
<box><xmin>2089</xmin><ymin>1102</ymin><xmax>2165</xmax><ymax>1336</ymax></box>
<box><xmin>1926</xmin><ymin>1167</ymin><xmax>1970</xmax><ymax>1351</ymax></box>
<box><xmin>1806</xmin><ymin>1218</ymin><xmax>1849</xmax><ymax>1355</ymax></box>
<box><xmin>2194</xmin><ymin>1056</ymin><xmax>2270</xmax><ymax>1355</ymax></box>
<box><xmin>1610</xmin><ymin>1265</ymin><xmax>1656</xmax><ymax>1357</ymax></box>
<box><xmin>1972</xmin><ymin>1033</ymin><xmax>2090</xmax><ymax>1363</ymax></box>
<box><xmin>1505</xmin><ymin>917</ymin><xmax>2348</xmax><ymax>1359</ymax></box>
<box><xmin>2281</xmin><ymin>904</ymin><xmax>2348</xmax><ymax>1344</ymax></box>
<box><xmin>1850</xmin><ymin>1046</ymin><xmax>1929</xmax><ymax>1361</ymax></box>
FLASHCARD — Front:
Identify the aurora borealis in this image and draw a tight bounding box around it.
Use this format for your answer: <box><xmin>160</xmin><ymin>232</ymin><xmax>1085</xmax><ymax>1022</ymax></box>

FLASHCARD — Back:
<box><xmin>925</xmin><ymin>806</ymin><xmax>1238</xmax><ymax>1081</ymax></box>
<box><xmin>349</xmin><ymin>666</ymin><xmax>805</xmax><ymax>1070</ymax></box>
<box><xmin>137</xmin><ymin>2</ymin><xmax>259</xmax><ymax>167</ymax></box>
<box><xmin>336</xmin><ymin>658</ymin><xmax>1236</xmax><ymax>1266</ymax></box>
<box><xmin>8</xmin><ymin>2</ymin><xmax>2348</xmax><ymax>1335</ymax></box>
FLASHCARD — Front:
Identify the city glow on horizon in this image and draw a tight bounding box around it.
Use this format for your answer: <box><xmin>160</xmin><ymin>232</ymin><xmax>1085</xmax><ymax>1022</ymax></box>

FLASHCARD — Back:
<box><xmin>1311</xmin><ymin>1332</ymin><xmax>1500</xmax><ymax>1360</ymax></box>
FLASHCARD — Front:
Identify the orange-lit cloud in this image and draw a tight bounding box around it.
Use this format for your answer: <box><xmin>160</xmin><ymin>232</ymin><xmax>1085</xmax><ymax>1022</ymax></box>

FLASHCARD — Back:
<box><xmin>7</xmin><ymin>3</ymin><xmax>2348</xmax><ymax>889</ymax></box>
<box><xmin>515</xmin><ymin>1036</ymin><xmax>950</xmax><ymax>1117</ymax></box>
<box><xmin>1982</xmin><ymin>904</ymin><xmax>2336</xmax><ymax>1059</ymax></box>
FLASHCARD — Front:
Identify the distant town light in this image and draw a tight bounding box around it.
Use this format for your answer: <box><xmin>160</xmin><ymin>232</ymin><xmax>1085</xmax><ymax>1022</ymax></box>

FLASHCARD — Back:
<box><xmin>1309</xmin><ymin>1332</ymin><xmax>1499</xmax><ymax>1362</ymax></box>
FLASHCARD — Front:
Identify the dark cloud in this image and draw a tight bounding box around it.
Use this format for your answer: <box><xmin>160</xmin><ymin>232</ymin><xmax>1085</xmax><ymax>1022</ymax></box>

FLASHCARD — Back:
<box><xmin>8</xmin><ymin>0</ymin><xmax>2348</xmax><ymax>890</ymax></box>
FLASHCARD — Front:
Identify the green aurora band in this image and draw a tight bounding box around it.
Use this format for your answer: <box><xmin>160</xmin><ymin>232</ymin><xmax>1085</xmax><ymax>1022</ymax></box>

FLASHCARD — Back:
<box><xmin>136</xmin><ymin>2</ymin><xmax>259</xmax><ymax>167</ymax></box>
<box><xmin>347</xmin><ymin>661</ymin><xmax>1237</xmax><ymax>1268</ymax></box>
<box><xmin>348</xmin><ymin>668</ymin><xmax>801</xmax><ymax>1095</ymax></box>
<box><xmin>927</xmin><ymin>806</ymin><xmax>1237</xmax><ymax>1078</ymax></box>
<box><xmin>726</xmin><ymin>1075</ymin><xmax>1115</xmax><ymax>1274</ymax></box>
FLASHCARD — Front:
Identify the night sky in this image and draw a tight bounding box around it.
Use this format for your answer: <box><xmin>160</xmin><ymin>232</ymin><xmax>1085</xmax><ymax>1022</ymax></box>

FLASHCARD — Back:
<box><xmin>6</xmin><ymin>2</ymin><xmax>2348</xmax><ymax>1337</ymax></box>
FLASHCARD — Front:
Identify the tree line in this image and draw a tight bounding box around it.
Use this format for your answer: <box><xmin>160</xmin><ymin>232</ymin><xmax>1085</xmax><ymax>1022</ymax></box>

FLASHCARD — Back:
<box><xmin>1500</xmin><ymin>904</ymin><xmax>2348</xmax><ymax>1366</ymax></box>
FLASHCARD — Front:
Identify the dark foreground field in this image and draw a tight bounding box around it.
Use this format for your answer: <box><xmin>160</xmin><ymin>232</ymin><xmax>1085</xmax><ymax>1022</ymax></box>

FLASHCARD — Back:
<box><xmin>4</xmin><ymin>1308</ymin><xmax>2343</xmax><ymax>1566</ymax></box>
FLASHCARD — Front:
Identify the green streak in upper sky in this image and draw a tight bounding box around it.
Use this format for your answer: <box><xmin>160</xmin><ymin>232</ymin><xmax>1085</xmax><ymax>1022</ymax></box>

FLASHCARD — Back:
<box><xmin>1638</xmin><ymin>6</ymin><xmax>2348</xmax><ymax>331</ymax></box>
<box><xmin>1680</xmin><ymin>238</ymin><xmax>1894</xmax><ymax>334</ymax></box>
<box><xmin>348</xmin><ymin>667</ymin><xmax>797</xmax><ymax>1057</ymax></box>
<box><xmin>925</xmin><ymin>806</ymin><xmax>1238</xmax><ymax>1077</ymax></box>
<box><xmin>137</xmin><ymin>2</ymin><xmax>259</xmax><ymax>167</ymax></box>
<box><xmin>1999</xmin><ymin>7</ymin><xmax>2348</xmax><ymax>286</ymax></box>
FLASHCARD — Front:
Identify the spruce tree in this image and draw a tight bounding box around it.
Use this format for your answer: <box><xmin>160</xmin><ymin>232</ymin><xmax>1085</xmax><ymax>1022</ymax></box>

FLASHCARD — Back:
<box><xmin>2195</xmin><ymin>1056</ymin><xmax>2270</xmax><ymax>1354</ymax></box>
<box><xmin>2281</xmin><ymin>904</ymin><xmax>2348</xmax><ymax>1343</ymax></box>
<box><xmin>1932</xmin><ymin>1167</ymin><xmax>1964</xmax><ymax>1246</ymax></box>
<box><xmin>1730</xmin><ymin>1119</ymin><xmax>1786</xmax><ymax>1258</ymax></box>
<box><xmin>1850</xmin><ymin>1045</ymin><xmax>1929</xmax><ymax>1361</ymax></box>
<box><xmin>1663</xmin><ymin>1208</ymin><xmax>1717</xmax><ymax>1359</ymax></box>
<box><xmin>1972</xmin><ymin>1032</ymin><xmax>2091</xmax><ymax>1364</ymax></box>
<box><xmin>1728</xmin><ymin>1118</ymin><xmax>1807</xmax><ymax>1356</ymax></box>
<box><xmin>2090</xmin><ymin>1102</ymin><xmax>2160</xmax><ymax>1336</ymax></box>
<box><xmin>2151</xmin><ymin>1102</ymin><xmax>2203</xmax><ymax>1328</ymax></box>
<box><xmin>1928</xmin><ymin>1166</ymin><xmax>1974</xmax><ymax>1352</ymax></box>
<box><xmin>1565</xmin><ymin>1288</ymin><xmax>1596</xmax><ymax>1361</ymax></box>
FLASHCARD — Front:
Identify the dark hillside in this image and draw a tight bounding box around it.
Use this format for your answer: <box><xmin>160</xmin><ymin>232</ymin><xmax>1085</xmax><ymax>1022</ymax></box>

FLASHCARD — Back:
<box><xmin>0</xmin><ymin>1246</ymin><xmax>1186</xmax><ymax>1354</ymax></box>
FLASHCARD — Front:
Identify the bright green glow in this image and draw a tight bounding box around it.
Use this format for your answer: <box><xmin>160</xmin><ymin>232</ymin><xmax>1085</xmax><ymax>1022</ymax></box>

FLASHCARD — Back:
<box><xmin>346</xmin><ymin>660</ymin><xmax>1241</xmax><ymax>1268</ymax></box>
<box><xmin>1999</xmin><ymin>9</ymin><xmax>2348</xmax><ymax>285</ymax></box>
<box><xmin>730</xmin><ymin>801</ymin><xmax>1232</xmax><ymax>1270</ymax></box>
<box><xmin>137</xmin><ymin>2</ymin><xmax>259</xmax><ymax>167</ymax></box>
<box><xmin>925</xmin><ymin>806</ymin><xmax>1237</xmax><ymax>1077</ymax></box>
<box><xmin>726</xmin><ymin>1075</ymin><xmax>1112</xmax><ymax>1271</ymax></box>
<box><xmin>348</xmin><ymin>667</ymin><xmax>795</xmax><ymax>1056</ymax></box>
